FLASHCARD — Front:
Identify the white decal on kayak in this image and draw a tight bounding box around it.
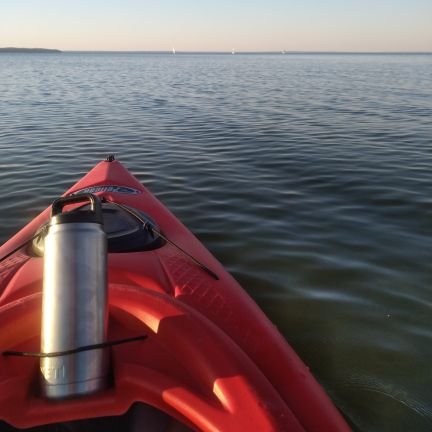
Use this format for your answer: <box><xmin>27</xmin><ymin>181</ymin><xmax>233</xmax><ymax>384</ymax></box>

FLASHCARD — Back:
<box><xmin>71</xmin><ymin>185</ymin><xmax>141</xmax><ymax>195</ymax></box>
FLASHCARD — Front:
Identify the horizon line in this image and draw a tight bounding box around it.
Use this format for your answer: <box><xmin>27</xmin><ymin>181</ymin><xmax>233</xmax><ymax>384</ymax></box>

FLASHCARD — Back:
<box><xmin>1</xmin><ymin>47</ymin><xmax>432</xmax><ymax>55</ymax></box>
<box><xmin>64</xmin><ymin>49</ymin><xmax>432</xmax><ymax>54</ymax></box>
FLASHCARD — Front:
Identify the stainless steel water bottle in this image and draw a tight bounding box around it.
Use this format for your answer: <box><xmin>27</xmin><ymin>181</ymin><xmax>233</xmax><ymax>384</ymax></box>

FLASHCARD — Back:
<box><xmin>40</xmin><ymin>193</ymin><xmax>108</xmax><ymax>399</ymax></box>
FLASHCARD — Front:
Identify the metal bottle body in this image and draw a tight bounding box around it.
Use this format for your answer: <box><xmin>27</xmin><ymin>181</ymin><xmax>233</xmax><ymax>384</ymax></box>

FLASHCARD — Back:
<box><xmin>41</xmin><ymin>221</ymin><xmax>108</xmax><ymax>399</ymax></box>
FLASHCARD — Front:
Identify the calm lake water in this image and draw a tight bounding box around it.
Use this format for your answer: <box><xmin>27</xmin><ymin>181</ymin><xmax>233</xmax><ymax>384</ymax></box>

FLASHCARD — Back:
<box><xmin>0</xmin><ymin>52</ymin><xmax>431</xmax><ymax>431</ymax></box>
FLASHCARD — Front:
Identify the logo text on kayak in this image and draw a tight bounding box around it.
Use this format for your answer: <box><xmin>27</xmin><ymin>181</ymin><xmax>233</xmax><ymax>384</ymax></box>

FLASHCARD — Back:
<box><xmin>71</xmin><ymin>185</ymin><xmax>141</xmax><ymax>195</ymax></box>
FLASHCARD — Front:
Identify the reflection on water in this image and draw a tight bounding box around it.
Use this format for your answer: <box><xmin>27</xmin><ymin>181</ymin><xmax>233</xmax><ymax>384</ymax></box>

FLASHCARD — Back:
<box><xmin>1</xmin><ymin>52</ymin><xmax>432</xmax><ymax>431</ymax></box>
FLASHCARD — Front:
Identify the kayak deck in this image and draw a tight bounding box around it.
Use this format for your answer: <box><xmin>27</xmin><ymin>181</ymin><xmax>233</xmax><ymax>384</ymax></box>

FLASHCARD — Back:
<box><xmin>0</xmin><ymin>159</ymin><xmax>350</xmax><ymax>431</ymax></box>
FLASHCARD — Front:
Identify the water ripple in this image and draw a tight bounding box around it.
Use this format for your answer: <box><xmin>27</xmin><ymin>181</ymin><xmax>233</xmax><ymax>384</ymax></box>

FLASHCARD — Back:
<box><xmin>0</xmin><ymin>52</ymin><xmax>431</xmax><ymax>431</ymax></box>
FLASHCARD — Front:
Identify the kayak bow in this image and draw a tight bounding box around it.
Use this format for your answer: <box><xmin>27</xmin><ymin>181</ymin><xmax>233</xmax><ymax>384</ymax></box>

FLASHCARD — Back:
<box><xmin>0</xmin><ymin>157</ymin><xmax>350</xmax><ymax>431</ymax></box>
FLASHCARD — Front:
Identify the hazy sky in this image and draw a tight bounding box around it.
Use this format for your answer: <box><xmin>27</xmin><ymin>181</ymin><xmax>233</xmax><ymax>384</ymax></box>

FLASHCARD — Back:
<box><xmin>1</xmin><ymin>0</ymin><xmax>431</xmax><ymax>52</ymax></box>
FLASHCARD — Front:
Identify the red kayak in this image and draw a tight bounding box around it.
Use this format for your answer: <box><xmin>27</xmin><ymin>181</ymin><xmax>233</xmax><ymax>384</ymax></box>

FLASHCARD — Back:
<box><xmin>0</xmin><ymin>157</ymin><xmax>350</xmax><ymax>431</ymax></box>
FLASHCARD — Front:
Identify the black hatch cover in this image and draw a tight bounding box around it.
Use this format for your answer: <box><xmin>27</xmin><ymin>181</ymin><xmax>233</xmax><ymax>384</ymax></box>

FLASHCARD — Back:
<box><xmin>32</xmin><ymin>202</ymin><xmax>165</xmax><ymax>256</ymax></box>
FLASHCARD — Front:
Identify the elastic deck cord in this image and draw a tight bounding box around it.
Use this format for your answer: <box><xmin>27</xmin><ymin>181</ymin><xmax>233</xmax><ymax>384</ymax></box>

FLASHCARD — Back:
<box><xmin>3</xmin><ymin>335</ymin><xmax>147</xmax><ymax>358</ymax></box>
<box><xmin>105</xmin><ymin>199</ymin><xmax>219</xmax><ymax>281</ymax></box>
<box><xmin>0</xmin><ymin>228</ymin><xmax>47</xmax><ymax>265</ymax></box>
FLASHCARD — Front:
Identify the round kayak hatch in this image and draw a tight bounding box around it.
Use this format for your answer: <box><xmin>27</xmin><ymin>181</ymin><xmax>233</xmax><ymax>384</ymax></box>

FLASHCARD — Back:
<box><xmin>32</xmin><ymin>202</ymin><xmax>165</xmax><ymax>256</ymax></box>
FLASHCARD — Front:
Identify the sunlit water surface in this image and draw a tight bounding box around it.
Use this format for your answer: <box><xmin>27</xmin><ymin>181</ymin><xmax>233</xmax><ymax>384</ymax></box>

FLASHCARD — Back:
<box><xmin>0</xmin><ymin>52</ymin><xmax>431</xmax><ymax>431</ymax></box>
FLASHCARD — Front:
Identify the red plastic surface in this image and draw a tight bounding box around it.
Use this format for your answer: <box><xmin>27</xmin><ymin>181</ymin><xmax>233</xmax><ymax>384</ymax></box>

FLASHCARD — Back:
<box><xmin>0</xmin><ymin>160</ymin><xmax>350</xmax><ymax>431</ymax></box>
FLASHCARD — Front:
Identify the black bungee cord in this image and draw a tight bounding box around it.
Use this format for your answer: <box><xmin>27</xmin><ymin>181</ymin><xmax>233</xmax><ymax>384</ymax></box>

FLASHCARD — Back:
<box><xmin>3</xmin><ymin>335</ymin><xmax>147</xmax><ymax>358</ymax></box>
<box><xmin>104</xmin><ymin>199</ymin><xmax>219</xmax><ymax>281</ymax></box>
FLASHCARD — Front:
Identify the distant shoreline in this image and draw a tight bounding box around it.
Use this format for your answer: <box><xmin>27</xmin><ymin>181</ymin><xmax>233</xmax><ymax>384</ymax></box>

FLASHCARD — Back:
<box><xmin>0</xmin><ymin>47</ymin><xmax>61</xmax><ymax>53</ymax></box>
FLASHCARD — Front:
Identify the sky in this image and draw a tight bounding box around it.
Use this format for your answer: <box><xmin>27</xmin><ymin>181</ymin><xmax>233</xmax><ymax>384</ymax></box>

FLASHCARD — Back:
<box><xmin>1</xmin><ymin>0</ymin><xmax>431</xmax><ymax>52</ymax></box>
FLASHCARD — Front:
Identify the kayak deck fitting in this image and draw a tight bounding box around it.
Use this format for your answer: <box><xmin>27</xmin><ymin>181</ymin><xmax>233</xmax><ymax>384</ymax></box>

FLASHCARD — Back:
<box><xmin>0</xmin><ymin>157</ymin><xmax>350</xmax><ymax>431</ymax></box>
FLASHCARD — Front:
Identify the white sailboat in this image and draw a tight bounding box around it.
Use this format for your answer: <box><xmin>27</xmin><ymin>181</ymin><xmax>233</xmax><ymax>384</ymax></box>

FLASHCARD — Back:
<box><xmin>172</xmin><ymin>47</ymin><xmax>176</xmax><ymax>55</ymax></box>
<box><xmin>231</xmin><ymin>48</ymin><xmax>235</xmax><ymax>55</ymax></box>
